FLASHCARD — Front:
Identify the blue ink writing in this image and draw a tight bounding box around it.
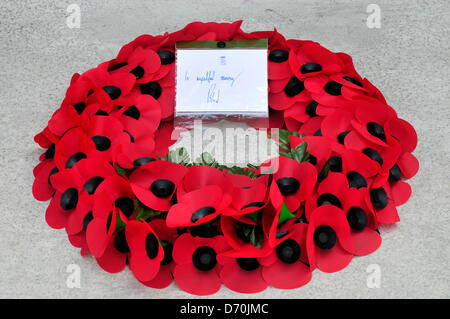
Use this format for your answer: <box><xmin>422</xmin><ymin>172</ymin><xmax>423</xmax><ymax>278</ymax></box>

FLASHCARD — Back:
<box><xmin>197</xmin><ymin>71</ymin><xmax>215</xmax><ymax>84</ymax></box>
<box><xmin>220</xmin><ymin>71</ymin><xmax>242</xmax><ymax>87</ymax></box>
<box><xmin>207</xmin><ymin>83</ymin><xmax>220</xmax><ymax>104</ymax></box>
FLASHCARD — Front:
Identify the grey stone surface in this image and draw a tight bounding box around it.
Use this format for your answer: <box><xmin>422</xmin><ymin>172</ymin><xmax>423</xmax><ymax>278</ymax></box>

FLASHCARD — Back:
<box><xmin>0</xmin><ymin>0</ymin><xmax>449</xmax><ymax>298</ymax></box>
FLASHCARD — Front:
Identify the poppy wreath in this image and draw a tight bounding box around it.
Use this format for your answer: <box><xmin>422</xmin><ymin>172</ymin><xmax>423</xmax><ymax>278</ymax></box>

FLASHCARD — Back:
<box><xmin>32</xmin><ymin>21</ymin><xmax>419</xmax><ymax>295</ymax></box>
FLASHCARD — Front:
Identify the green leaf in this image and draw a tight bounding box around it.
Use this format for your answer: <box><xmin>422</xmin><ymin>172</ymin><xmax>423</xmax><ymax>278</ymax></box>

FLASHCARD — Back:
<box><xmin>115</xmin><ymin>165</ymin><xmax>128</xmax><ymax>176</ymax></box>
<box><xmin>318</xmin><ymin>160</ymin><xmax>331</xmax><ymax>182</ymax></box>
<box><xmin>278</xmin><ymin>202</ymin><xmax>295</xmax><ymax>225</ymax></box>
<box><xmin>246</xmin><ymin>210</ymin><xmax>262</xmax><ymax>223</ymax></box>
<box><xmin>226</xmin><ymin>165</ymin><xmax>256</xmax><ymax>178</ymax></box>
<box><xmin>134</xmin><ymin>199</ymin><xmax>162</xmax><ymax>221</ymax></box>
<box><xmin>194</xmin><ymin>152</ymin><xmax>220</xmax><ymax>167</ymax></box>
<box><xmin>292</xmin><ymin>141</ymin><xmax>307</xmax><ymax>161</ymax></box>
<box><xmin>249</xmin><ymin>225</ymin><xmax>264</xmax><ymax>249</ymax></box>
<box><xmin>114</xmin><ymin>213</ymin><xmax>126</xmax><ymax>232</ymax></box>
<box><xmin>235</xmin><ymin>222</ymin><xmax>264</xmax><ymax>249</ymax></box>
<box><xmin>165</xmin><ymin>147</ymin><xmax>190</xmax><ymax>165</ymax></box>
<box><xmin>159</xmin><ymin>240</ymin><xmax>169</xmax><ymax>247</ymax></box>
<box><xmin>278</xmin><ymin>129</ymin><xmax>290</xmax><ymax>146</ymax></box>
<box><xmin>279</xmin><ymin>149</ymin><xmax>293</xmax><ymax>158</ymax></box>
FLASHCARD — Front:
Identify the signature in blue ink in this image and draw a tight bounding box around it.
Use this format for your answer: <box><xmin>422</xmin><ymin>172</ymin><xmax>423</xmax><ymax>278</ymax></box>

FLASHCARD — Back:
<box><xmin>220</xmin><ymin>71</ymin><xmax>242</xmax><ymax>87</ymax></box>
<box><xmin>207</xmin><ymin>83</ymin><xmax>220</xmax><ymax>104</ymax></box>
<box><xmin>197</xmin><ymin>71</ymin><xmax>215</xmax><ymax>84</ymax></box>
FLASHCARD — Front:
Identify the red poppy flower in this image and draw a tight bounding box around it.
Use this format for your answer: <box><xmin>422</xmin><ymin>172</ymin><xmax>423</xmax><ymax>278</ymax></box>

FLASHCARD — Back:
<box><xmin>269</xmin><ymin>76</ymin><xmax>312</xmax><ymax>111</ymax></box>
<box><xmin>347</xmin><ymin>101</ymin><xmax>397</xmax><ymax>148</ymax></box>
<box><xmin>165</xmin><ymin>21</ymin><xmax>243</xmax><ymax>47</ymax></box>
<box><xmin>53</xmin><ymin>128</ymin><xmax>99</xmax><ymax>171</ymax></box>
<box><xmin>95</xmin><ymin>227</ymin><xmax>129</xmax><ymax>274</ymax></box>
<box><xmin>48</xmin><ymin>104</ymin><xmax>91</xmax><ymax>137</ymax></box>
<box><xmin>34</xmin><ymin>126</ymin><xmax>60</xmax><ymax>148</ymax></box>
<box><xmin>114</xmin><ymin>118</ymin><xmax>156</xmax><ymax>169</ymax></box>
<box><xmin>222</xmin><ymin>173</ymin><xmax>269</xmax><ymax>219</ymax></box>
<box><xmin>140</xmin><ymin>218</ymin><xmax>178</xmax><ymax>289</ymax></box>
<box><xmin>84</xmin><ymin>115</ymin><xmax>125</xmax><ymax>162</ymax></box>
<box><xmin>396</xmin><ymin>152</ymin><xmax>420</xmax><ymax>180</ymax></box>
<box><xmin>32</xmin><ymin>159</ymin><xmax>57</xmax><ymax>201</ymax></box>
<box><xmin>260</xmin><ymin>223</ymin><xmax>312</xmax><ymax>289</ymax></box>
<box><xmin>221</xmin><ymin>214</ymin><xmax>273</xmax><ymax>258</ymax></box>
<box><xmin>135</xmin><ymin>44</ymin><xmax>175</xmax><ymax>121</ymax></box>
<box><xmin>343</xmin><ymin>187</ymin><xmax>381</xmax><ymax>256</ymax></box>
<box><xmin>125</xmin><ymin>220</ymin><xmax>165</xmax><ymax>282</ymax></box>
<box><xmin>153</xmin><ymin>121</ymin><xmax>178</xmax><ymax>157</ymax></box>
<box><xmin>177</xmin><ymin>165</ymin><xmax>233</xmax><ymax>198</ymax></box>
<box><xmin>61</xmin><ymin>75</ymin><xmax>114</xmax><ymax>118</ymax></box>
<box><xmin>267</xmin><ymin>48</ymin><xmax>292</xmax><ymax>81</ymax></box>
<box><xmin>305</xmin><ymin>172</ymin><xmax>349</xmax><ymax>220</ymax></box>
<box><xmin>106</xmin><ymin>46</ymin><xmax>162</xmax><ymax>84</ymax></box>
<box><xmin>81</xmin><ymin>65</ymin><xmax>136</xmax><ymax>103</ymax></box>
<box><xmin>328</xmin><ymin>72</ymin><xmax>374</xmax><ymax>101</ymax></box>
<box><xmin>288</xmin><ymin>42</ymin><xmax>343</xmax><ymax>80</ymax></box>
<box><xmin>167</xmin><ymin>185</ymin><xmax>231</xmax><ymax>227</ymax></box>
<box><xmin>45</xmin><ymin>166</ymin><xmax>88</xmax><ymax>229</ymax></box>
<box><xmin>290</xmin><ymin>135</ymin><xmax>332</xmax><ymax>172</ymax></box>
<box><xmin>172</xmin><ymin>233</ymin><xmax>230</xmax><ymax>295</ymax></box>
<box><xmin>262</xmin><ymin>200</ymin><xmax>298</xmax><ymax>248</ymax></box>
<box><xmin>65</xmin><ymin>158</ymin><xmax>116</xmax><ymax>235</ymax></box>
<box><xmin>218</xmin><ymin>250</ymin><xmax>268</xmax><ymax>294</ymax></box>
<box><xmin>284</xmin><ymin>99</ymin><xmax>328</xmax><ymax>132</ymax></box>
<box><xmin>68</xmin><ymin>231</ymin><xmax>89</xmax><ymax>256</ymax></box>
<box><xmin>304</xmin><ymin>73</ymin><xmax>372</xmax><ymax>107</ymax></box>
<box><xmin>298</xmin><ymin>116</ymin><xmax>325</xmax><ymax>137</ymax></box>
<box><xmin>234</xmin><ymin>27</ymin><xmax>287</xmax><ymax>50</ymax></box>
<box><xmin>384</xmin><ymin>117</ymin><xmax>418</xmax><ymax>153</ymax></box>
<box><xmin>269</xmin><ymin>156</ymin><xmax>317</xmax><ymax>212</ymax></box>
<box><xmin>306</xmin><ymin>205</ymin><xmax>354</xmax><ymax>273</ymax></box>
<box><xmin>365</xmin><ymin>183</ymin><xmax>400</xmax><ymax>224</ymax></box>
<box><xmin>371</xmin><ymin>149</ymin><xmax>419</xmax><ymax>192</ymax></box>
<box><xmin>129</xmin><ymin>160</ymin><xmax>187</xmax><ymax>211</ymax></box>
<box><xmin>113</xmin><ymin>89</ymin><xmax>161</xmax><ymax>133</ymax></box>
<box><xmin>320</xmin><ymin>109</ymin><xmax>355</xmax><ymax>152</ymax></box>
<box><xmin>86</xmin><ymin>175</ymin><xmax>135</xmax><ymax>259</ymax></box>
<box><xmin>340</xmin><ymin>148</ymin><xmax>380</xmax><ymax>190</ymax></box>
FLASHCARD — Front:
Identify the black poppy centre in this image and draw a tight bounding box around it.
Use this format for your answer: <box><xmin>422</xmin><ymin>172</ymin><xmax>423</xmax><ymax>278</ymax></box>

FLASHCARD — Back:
<box><xmin>276</xmin><ymin>239</ymin><xmax>301</xmax><ymax>264</ymax></box>
<box><xmin>150</xmin><ymin>179</ymin><xmax>175</xmax><ymax>198</ymax></box>
<box><xmin>313</xmin><ymin>225</ymin><xmax>337</xmax><ymax>250</ymax></box>
<box><xmin>192</xmin><ymin>246</ymin><xmax>217</xmax><ymax>271</ymax></box>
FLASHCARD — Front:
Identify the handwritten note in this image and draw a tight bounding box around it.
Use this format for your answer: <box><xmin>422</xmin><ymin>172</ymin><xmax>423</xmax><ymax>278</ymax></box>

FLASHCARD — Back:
<box><xmin>175</xmin><ymin>48</ymin><xmax>268</xmax><ymax>115</ymax></box>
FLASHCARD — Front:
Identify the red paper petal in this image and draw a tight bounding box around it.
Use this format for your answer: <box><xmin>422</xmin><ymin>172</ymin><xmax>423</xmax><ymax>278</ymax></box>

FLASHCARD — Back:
<box><xmin>173</xmin><ymin>263</ymin><xmax>221</xmax><ymax>296</ymax></box>
<box><xmin>140</xmin><ymin>264</ymin><xmax>173</xmax><ymax>289</ymax></box>
<box><xmin>397</xmin><ymin>152</ymin><xmax>419</xmax><ymax>179</ymax></box>
<box><xmin>262</xmin><ymin>260</ymin><xmax>312</xmax><ymax>289</ymax></box>
<box><xmin>390</xmin><ymin>180</ymin><xmax>412</xmax><ymax>206</ymax></box>
<box><xmin>348</xmin><ymin>228</ymin><xmax>382</xmax><ymax>256</ymax></box>
<box><xmin>220</xmin><ymin>262</ymin><xmax>267</xmax><ymax>293</ymax></box>
<box><xmin>96</xmin><ymin>237</ymin><xmax>127</xmax><ymax>273</ymax></box>
<box><xmin>126</xmin><ymin>220</ymin><xmax>163</xmax><ymax>282</ymax></box>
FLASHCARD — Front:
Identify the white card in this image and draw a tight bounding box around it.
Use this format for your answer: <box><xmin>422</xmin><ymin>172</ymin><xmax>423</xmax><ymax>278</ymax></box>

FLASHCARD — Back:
<box><xmin>175</xmin><ymin>46</ymin><xmax>268</xmax><ymax>117</ymax></box>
